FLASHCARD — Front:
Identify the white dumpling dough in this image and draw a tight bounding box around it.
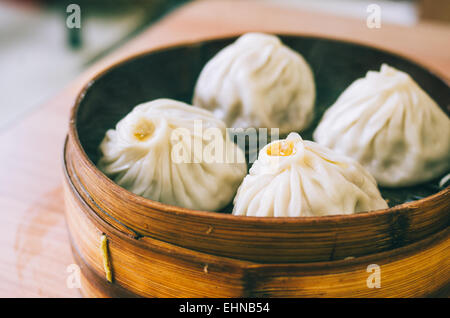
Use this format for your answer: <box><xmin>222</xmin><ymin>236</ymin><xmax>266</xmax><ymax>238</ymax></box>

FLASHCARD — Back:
<box><xmin>98</xmin><ymin>99</ymin><xmax>247</xmax><ymax>211</ymax></box>
<box><xmin>313</xmin><ymin>64</ymin><xmax>450</xmax><ymax>187</ymax></box>
<box><xmin>232</xmin><ymin>133</ymin><xmax>388</xmax><ymax>217</ymax></box>
<box><xmin>193</xmin><ymin>32</ymin><xmax>315</xmax><ymax>135</ymax></box>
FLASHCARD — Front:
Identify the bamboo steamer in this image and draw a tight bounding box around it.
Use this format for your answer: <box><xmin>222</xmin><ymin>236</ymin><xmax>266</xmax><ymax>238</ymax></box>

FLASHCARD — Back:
<box><xmin>63</xmin><ymin>34</ymin><xmax>450</xmax><ymax>297</ymax></box>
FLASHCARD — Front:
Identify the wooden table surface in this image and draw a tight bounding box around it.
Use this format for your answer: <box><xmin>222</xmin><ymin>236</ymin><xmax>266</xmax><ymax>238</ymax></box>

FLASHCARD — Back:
<box><xmin>1</xmin><ymin>0</ymin><xmax>449</xmax><ymax>297</ymax></box>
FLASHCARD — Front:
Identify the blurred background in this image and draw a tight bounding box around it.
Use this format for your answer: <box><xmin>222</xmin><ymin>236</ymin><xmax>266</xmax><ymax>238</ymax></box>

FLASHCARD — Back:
<box><xmin>1</xmin><ymin>0</ymin><xmax>449</xmax><ymax>131</ymax></box>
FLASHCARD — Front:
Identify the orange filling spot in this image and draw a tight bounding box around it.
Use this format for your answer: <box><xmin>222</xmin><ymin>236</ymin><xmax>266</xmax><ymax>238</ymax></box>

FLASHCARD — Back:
<box><xmin>133</xmin><ymin>119</ymin><xmax>154</xmax><ymax>141</ymax></box>
<box><xmin>267</xmin><ymin>140</ymin><xmax>295</xmax><ymax>156</ymax></box>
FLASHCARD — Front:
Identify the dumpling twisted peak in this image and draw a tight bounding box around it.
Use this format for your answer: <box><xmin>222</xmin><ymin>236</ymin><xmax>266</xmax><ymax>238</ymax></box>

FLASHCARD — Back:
<box><xmin>193</xmin><ymin>32</ymin><xmax>316</xmax><ymax>135</ymax></box>
<box><xmin>313</xmin><ymin>64</ymin><xmax>450</xmax><ymax>187</ymax></box>
<box><xmin>98</xmin><ymin>99</ymin><xmax>247</xmax><ymax>211</ymax></box>
<box><xmin>232</xmin><ymin>133</ymin><xmax>388</xmax><ymax>217</ymax></box>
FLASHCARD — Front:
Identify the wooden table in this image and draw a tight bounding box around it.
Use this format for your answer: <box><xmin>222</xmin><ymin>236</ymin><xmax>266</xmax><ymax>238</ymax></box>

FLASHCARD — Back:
<box><xmin>1</xmin><ymin>0</ymin><xmax>449</xmax><ymax>297</ymax></box>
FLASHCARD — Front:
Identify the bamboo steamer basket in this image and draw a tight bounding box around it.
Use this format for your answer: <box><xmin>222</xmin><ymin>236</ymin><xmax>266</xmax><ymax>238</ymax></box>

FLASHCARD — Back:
<box><xmin>63</xmin><ymin>34</ymin><xmax>450</xmax><ymax>297</ymax></box>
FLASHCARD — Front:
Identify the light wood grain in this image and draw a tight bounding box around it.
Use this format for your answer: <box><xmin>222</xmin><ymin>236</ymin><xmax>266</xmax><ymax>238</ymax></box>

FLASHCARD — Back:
<box><xmin>1</xmin><ymin>0</ymin><xmax>449</xmax><ymax>297</ymax></box>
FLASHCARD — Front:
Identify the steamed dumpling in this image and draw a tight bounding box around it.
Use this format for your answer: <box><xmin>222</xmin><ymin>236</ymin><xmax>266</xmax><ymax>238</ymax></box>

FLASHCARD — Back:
<box><xmin>233</xmin><ymin>133</ymin><xmax>388</xmax><ymax>217</ymax></box>
<box><xmin>98</xmin><ymin>99</ymin><xmax>247</xmax><ymax>211</ymax></box>
<box><xmin>313</xmin><ymin>64</ymin><xmax>450</xmax><ymax>187</ymax></box>
<box><xmin>193</xmin><ymin>32</ymin><xmax>315</xmax><ymax>135</ymax></box>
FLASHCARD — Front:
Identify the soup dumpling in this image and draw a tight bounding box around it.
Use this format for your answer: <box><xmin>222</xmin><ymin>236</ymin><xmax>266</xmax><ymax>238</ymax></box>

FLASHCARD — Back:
<box><xmin>313</xmin><ymin>64</ymin><xmax>450</xmax><ymax>187</ymax></box>
<box><xmin>232</xmin><ymin>133</ymin><xmax>388</xmax><ymax>217</ymax></box>
<box><xmin>193</xmin><ymin>32</ymin><xmax>315</xmax><ymax>135</ymax></box>
<box><xmin>98</xmin><ymin>99</ymin><xmax>247</xmax><ymax>211</ymax></box>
